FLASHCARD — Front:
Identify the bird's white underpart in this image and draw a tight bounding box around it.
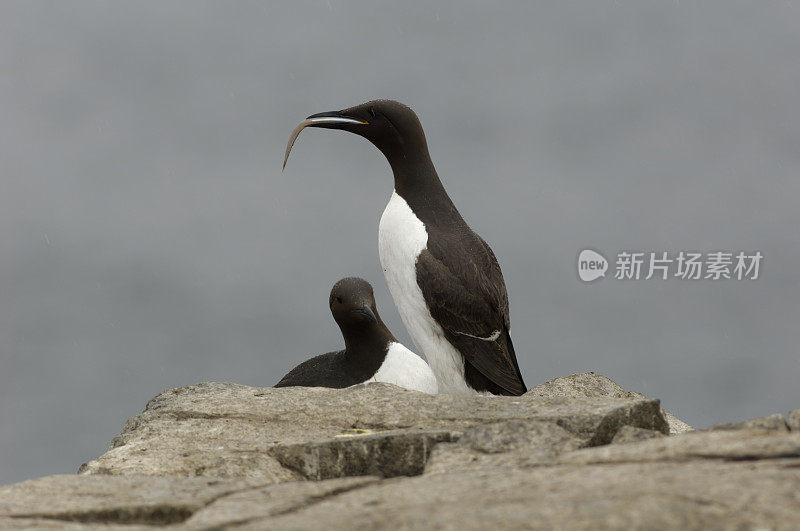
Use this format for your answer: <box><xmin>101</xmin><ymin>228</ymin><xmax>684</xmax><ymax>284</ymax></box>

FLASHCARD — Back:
<box><xmin>378</xmin><ymin>190</ymin><xmax>480</xmax><ymax>395</ymax></box>
<box><xmin>367</xmin><ymin>341</ymin><xmax>438</xmax><ymax>394</ymax></box>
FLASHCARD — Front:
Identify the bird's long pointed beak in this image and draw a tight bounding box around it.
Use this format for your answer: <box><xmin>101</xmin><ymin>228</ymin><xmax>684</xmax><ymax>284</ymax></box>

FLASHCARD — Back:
<box><xmin>282</xmin><ymin>112</ymin><xmax>368</xmax><ymax>171</ymax></box>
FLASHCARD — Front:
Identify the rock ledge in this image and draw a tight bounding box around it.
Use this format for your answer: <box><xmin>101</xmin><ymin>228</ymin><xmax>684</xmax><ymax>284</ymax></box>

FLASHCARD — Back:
<box><xmin>3</xmin><ymin>372</ymin><xmax>799</xmax><ymax>529</ymax></box>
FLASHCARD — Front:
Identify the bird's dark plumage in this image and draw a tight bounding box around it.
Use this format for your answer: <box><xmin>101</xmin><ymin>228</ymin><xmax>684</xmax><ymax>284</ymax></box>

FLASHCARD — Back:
<box><xmin>274</xmin><ymin>350</ymin><xmax>366</xmax><ymax>388</ymax></box>
<box><xmin>415</xmin><ymin>234</ymin><xmax>525</xmax><ymax>396</ymax></box>
<box><xmin>274</xmin><ymin>277</ymin><xmax>438</xmax><ymax>394</ymax></box>
<box><xmin>275</xmin><ymin>277</ymin><xmax>390</xmax><ymax>388</ymax></box>
<box><xmin>283</xmin><ymin>100</ymin><xmax>526</xmax><ymax>396</ymax></box>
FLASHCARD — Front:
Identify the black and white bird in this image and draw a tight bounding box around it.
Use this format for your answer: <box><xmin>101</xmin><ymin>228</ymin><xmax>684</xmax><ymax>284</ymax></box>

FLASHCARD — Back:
<box><xmin>283</xmin><ymin>100</ymin><xmax>527</xmax><ymax>396</ymax></box>
<box><xmin>275</xmin><ymin>277</ymin><xmax>438</xmax><ymax>394</ymax></box>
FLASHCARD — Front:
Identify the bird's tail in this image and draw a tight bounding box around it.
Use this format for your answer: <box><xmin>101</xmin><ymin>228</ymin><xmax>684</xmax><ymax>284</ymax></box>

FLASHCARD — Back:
<box><xmin>503</xmin><ymin>328</ymin><xmax>527</xmax><ymax>394</ymax></box>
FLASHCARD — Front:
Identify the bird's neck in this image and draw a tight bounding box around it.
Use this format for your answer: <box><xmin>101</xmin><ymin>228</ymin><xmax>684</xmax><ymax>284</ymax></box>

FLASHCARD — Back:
<box><xmin>390</xmin><ymin>154</ymin><xmax>464</xmax><ymax>229</ymax></box>
<box><xmin>342</xmin><ymin>322</ymin><xmax>396</xmax><ymax>370</ymax></box>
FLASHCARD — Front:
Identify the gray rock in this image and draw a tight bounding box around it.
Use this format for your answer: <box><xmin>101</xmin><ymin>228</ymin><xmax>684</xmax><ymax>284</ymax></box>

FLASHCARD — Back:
<box><xmin>654</xmin><ymin>409</ymin><xmax>694</xmax><ymax>435</ymax></box>
<box><xmin>268</xmin><ymin>429</ymin><xmax>454</xmax><ymax>480</ymax></box>
<box><xmin>710</xmin><ymin>413</ymin><xmax>790</xmax><ymax>432</ymax></box>
<box><xmin>611</xmin><ymin>425</ymin><xmax>666</xmax><ymax>444</ymax></box>
<box><xmin>542</xmin><ymin>396</ymin><xmax>668</xmax><ymax>445</ymax></box>
<box><xmin>184</xmin><ymin>476</ymin><xmax>380</xmax><ymax>529</ymax></box>
<box><xmin>5</xmin><ymin>459</ymin><xmax>800</xmax><ymax>530</ymax></box>
<box><xmin>526</xmin><ymin>371</ymin><xmax>639</xmax><ymax>400</ymax></box>
<box><xmin>0</xmin><ymin>519</ymin><xmax>112</xmax><ymax>530</ymax></box>
<box><xmin>424</xmin><ymin>405</ymin><xmax>669</xmax><ymax>476</ymax></box>
<box><xmin>425</xmin><ymin>420</ymin><xmax>582</xmax><ymax>474</ymax></box>
<box><xmin>528</xmin><ymin>372</ymin><xmax>693</xmax><ymax>434</ymax></box>
<box><xmin>249</xmin><ymin>461</ymin><xmax>800</xmax><ymax>530</ymax></box>
<box><xmin>786</xmin><ymin>409</ymin><xmax>800</xmax><ymax>431</ymax></box>
<box><xmin>3</xmin><ymin>375</ymin><xmax>799</xmax><ymax>530</ymax></box>
<box><xmin>80</xmin><ymin>381</ymin><xmax>668</xmax><ymax>479</ymax></box>
<box><xmin>558</xmin><ymin>430</ymin><xmax>800</xmax><ymax>465</ymax></box>
<box><xmin>457</xmin><ymin>419</ymin><xmax>575</xmax><ymax>454</ymax></box>
<box><xmin>0</xmin><ymin>474</ymin><xmax>265</xmax><ymax>525</ymax></box>
<box><xmin>0</xmin><ymin>474</ymin><xmax>380</xmax><ymax>529</ymax></box>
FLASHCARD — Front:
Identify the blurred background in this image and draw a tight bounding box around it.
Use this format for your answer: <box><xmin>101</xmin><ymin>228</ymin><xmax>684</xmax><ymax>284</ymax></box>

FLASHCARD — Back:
<box><xmin>2</xmin><ymin>1</ymin><xmax>798</xmax><ymax>485</ymax></box>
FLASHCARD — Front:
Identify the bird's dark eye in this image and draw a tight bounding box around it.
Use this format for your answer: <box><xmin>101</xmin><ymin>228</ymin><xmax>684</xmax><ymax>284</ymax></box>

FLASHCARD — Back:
<box><xmin>336</xmin><ymin>296</ymin><xmax>343</xmax><ymax>304</ymax></box>
<box><xmin>369</xmin><ymin>107</ymin><xmax>376</xmax><ymax>118</ymax></box>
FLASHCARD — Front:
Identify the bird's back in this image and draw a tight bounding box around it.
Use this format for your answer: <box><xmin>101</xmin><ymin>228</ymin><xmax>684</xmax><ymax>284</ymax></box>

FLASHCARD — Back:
<box><xmin>274</xmin><ymin>350</ymin><xmax>363</xmax><ymax>388</ymax></box>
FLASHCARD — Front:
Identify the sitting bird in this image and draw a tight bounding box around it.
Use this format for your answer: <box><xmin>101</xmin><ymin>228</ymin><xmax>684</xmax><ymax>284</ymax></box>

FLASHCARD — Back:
<box><xmin>275</xmin><ymin>277</ymin><xmax>438</xmax><ymax>394</ymax></box>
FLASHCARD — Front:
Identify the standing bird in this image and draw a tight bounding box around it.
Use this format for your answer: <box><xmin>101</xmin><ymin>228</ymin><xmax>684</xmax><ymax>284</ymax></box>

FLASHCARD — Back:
<box><xmin>283</xmin><ymin>100</ymin><xmax>526</xmax><ymax>396</ymax></box>
<box><xmin>275</xmin><ymin>277</ymin><xmax>438</xmax><ymax>394</ymax></box>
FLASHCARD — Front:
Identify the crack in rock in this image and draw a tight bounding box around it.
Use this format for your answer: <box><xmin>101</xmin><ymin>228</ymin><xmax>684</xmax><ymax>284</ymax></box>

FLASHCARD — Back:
<box><xmin>8</xmin><ymin>505</ymin><xmax>195</xmax><ymax>526</ymax></box>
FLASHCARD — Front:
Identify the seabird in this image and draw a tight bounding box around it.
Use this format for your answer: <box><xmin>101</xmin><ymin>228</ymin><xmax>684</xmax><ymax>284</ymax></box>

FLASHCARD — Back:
<box><xmin>275</xmin><ymin>277</ymin><xmax>438</xmax><ymax>394</ymax></box>
<box><xmin>283</xmin><ymin>100</ymin><xmax>527</xmax><ymax>396</ymax></box>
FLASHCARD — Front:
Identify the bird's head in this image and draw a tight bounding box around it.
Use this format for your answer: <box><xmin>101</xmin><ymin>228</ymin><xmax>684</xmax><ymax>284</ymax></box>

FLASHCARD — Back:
<box><xmin>328</xmin><ymin>277</ymin><xmax>382</xmax><ymax>330</ymax></box>
<box><xmin>283</xmin><ymin>100</ymin><xmax>429</xmax><ymax>170</ymax></box>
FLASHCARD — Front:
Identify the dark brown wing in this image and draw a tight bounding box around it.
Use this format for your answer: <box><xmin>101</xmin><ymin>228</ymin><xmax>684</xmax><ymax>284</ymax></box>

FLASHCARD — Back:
<box><xmin>415</xmin><ymin>230</ymin><xmax>526</xmax><ymax>395</ymax></box>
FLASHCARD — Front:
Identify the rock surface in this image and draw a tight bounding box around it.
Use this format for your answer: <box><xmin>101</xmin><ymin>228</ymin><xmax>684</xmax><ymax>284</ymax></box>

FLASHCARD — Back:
<box><xmin>790</xmin><ymin>409</ymin><xmax>800</xmax><ymax>432</ymax></box>
<box><xmin>0</xmin><ymin>474</ymin><xmax>379</xmax><ymax>529</ymax></box>
<box><xmin>610</xmin><ymin>424</ymin><xmax>666</xmax><ymax>444</ymax></box>
<box><xmin>527</xmin><ymin>372</ymin><xmax>692</xmax><ymax>434</ymax></box>
<box><xmin>710</xmin><ymin>413</ymin><xmax>790</xmax><ymax>432</ymax></box>
<box><xmin>2</xmin><ymin>372</ymin><xmax>799</xmax><ymax>529</ymax></box>
<box><xmin>77</xmin><ymin>376</ymin><xmax>669</xmax><ymax>479</ymax></box>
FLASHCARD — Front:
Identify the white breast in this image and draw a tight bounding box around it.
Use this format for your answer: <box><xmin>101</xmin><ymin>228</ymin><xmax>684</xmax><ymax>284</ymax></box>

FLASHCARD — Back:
<box><xmin>378</xmin><ymin>191</ymin><xmax>477</xmax><ymax>395</ymax></box>
<box><xmin>367</xmin><ymin>342</ymin><xmax>438</xmax><ymax>394</ymax></box>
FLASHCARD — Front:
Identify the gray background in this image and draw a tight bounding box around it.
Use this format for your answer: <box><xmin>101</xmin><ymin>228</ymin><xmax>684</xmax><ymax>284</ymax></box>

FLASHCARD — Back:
<box><xmin>2</xmin><ymin>1</ymin><xmax>798</xmax><ymax>485</ymax></box>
